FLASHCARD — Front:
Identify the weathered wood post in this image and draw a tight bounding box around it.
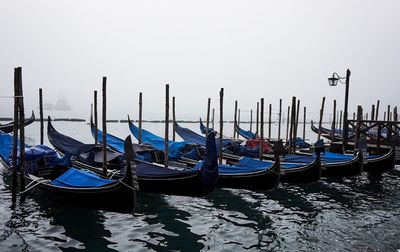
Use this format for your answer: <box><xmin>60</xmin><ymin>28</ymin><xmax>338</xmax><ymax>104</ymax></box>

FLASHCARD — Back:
<box><xmin>286</xmin><ymin>106</ymin><xmax>290</xmax><ymax>141</ymax></box>
<box><xmin>206</xmin><ymin>98</ymin><xmax>211</xmax><ymax>137</ymax></box>
<box><xmin>256</xmin><ymin>102</ymin><xmax>259</xmax><ymax>135</ymax></box>
<box><xmin>39</xmin><ymin>88</ymin><xmax>44</xmax><ymax>145</ymax></box>
<box><xmin>238</xmin><ymin>109</ymin><xmax>241</xmax><ymax>134</ymax></box>
<box><xmin>317</xmin><ymin>97</ymin><xmax>326</xmax><ymax>141</ymax></box>
<box><xmin>376</xmin><ymin>100</ymin><xmax>380</xmax><ymax>120</ymax></box>
<box><xmin>94</xmin><ymin>90</ymin><xmax>98</xmax><ymax>145</ymax></box>
<box><xmin>259</xmin><ymin>98</ymin><xmax>264</xmax><ymax>160</ymax></box>
<box><xmin>294</xmin><ymin>99</ymin><xmax>300</xmax><ymax>145</ymax></box>
<box><xmin>16</xmin><ymin>67</ymin><xmax>26</xmax><ymax>192</ymax></box>
<box><xmin>387</xmin><ymin>105</ymin><xmax>391</xmax><ymax>121</ymax></box>
<box><xmin>165</xmin><ymin>84</ymin><xmax>169</xmax><ymax>168</ymax></box>
<box><xmin>233</xmin><ymin>100</ymin><xmax>238</xmax><ymax>138</ymax></box>
<box><xmin>384</xmin><ymin>112</ymin><xmax>387</xmax><ymax>121</ymax></box>
<box><xmin>331</xmin><ymin>100</ymin><xmax>337</xmax><ymax>142</ymax></box>
<box><xmin>12</xmin><ymin>68</ymin><xmax>19</xmax><ymax>198</ymax></box>
<box><xmin>339</xmin><ymin>110</ymin><xmax>343</xmax><ymax>131</ymax></box>
<box><xmin>138</xmin><ymin>92</ymin><xmax>143</xmax><ymax>144</ymax></box>
<box><xmin>102</xmin><ymin>77</ymin><xmax>107</xmax><ymax>176</ymax></box>
<box><xmin>278</xmin><ymin>99</ymin><xmax>282</xmax><ymax>140</ymax></box>
<box><xmin>289</xmin><ymin>97</ymin><xmax>296</xmax><ymax>153</ymax></box>
<box><xmin>371</xmin><ymin>104</ymin><xmax>375</xmax><ymax>126</ymax></box>
<box><xmin>303</xmin><ymin>106</ymin><xmax>306</xmax><ymax>141</ymax></box>
<box><xmin>355</xmin><ymin>105</ymin><xmax>363</xmax><ymax>149</ymax></box>
<box><xmin>250</xmin><ymin>109</ymin><xmax>253</xmax><ymax>132</ymax></box>
<box><xmin>219</xmin><ymin>88</ymin><xmax>224</xmax><ymax>164</ymax></box>
<box><xmin>268</xmin><ymin>104</ymin><xmax>272</xmax><ymax>140</ymax></box>
<box><xmin>172</xmin><ymin>96</ymin><xmax>176</xmax><ymax>141</ymax></box>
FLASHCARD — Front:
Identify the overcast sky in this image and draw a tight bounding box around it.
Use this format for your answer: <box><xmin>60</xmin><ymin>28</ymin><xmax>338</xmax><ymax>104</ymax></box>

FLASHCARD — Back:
<box><xmin>0</xmin><ymin>0</ymin><xmax>399</xmax><ymax>122</ymax></box>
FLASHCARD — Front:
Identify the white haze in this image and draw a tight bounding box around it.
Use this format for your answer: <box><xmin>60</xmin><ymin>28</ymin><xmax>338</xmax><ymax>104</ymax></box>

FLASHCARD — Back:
<box><xmin>0</xmin><ymin>0</ymin><xmax>399</xmax><ymax>122</ymax></box>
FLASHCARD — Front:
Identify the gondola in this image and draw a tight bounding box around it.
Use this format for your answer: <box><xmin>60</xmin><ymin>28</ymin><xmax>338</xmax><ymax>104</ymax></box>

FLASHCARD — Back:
<box><xmin>311</xmin><ymin>121</ymin><xmax>398</xmax><ymax>170</ymax></box>
<box><xmin>0</xmin><ymin>130</ymin><xmax>137</xmax><ymax>213</ymax></box>
<box><xmin>128</xmin><ymin>119</ymin><xmax>281</xmax><ymax>191</ymax></box>
<box><xmin>48</xmin><ymin>118</ymin><xmax>219</xmax><ymax>197</ymax></box>
<box><xmin>174</xmin><ymin>121</ymin><xmax>323</xmax><ymax>183</ymax></box>
<box><xmin>0</xmin><ymin>111</ymin><xmax>35</xmax><ymax>133</ymax></box>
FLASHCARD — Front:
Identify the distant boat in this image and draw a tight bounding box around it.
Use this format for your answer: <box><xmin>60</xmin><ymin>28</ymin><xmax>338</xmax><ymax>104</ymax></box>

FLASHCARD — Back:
<box><xmin>54</xmin><ymin>98</ymin><xmax>71</xmax><ymax>111</ymax></box>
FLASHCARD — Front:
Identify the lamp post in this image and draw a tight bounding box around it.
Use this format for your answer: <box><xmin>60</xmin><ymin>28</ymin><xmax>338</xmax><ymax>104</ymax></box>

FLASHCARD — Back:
<box><xmin>328</xmin><ymin>69</ymin><xmax>351</xmax><ymax>152</ymax></box>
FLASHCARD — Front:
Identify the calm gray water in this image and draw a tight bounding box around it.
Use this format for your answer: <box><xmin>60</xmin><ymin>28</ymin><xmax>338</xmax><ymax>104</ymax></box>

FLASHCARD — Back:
<box><xmin>1</xmin><ymin>121</ymin><xmax>399</xmax><ymax>251</ymax></box>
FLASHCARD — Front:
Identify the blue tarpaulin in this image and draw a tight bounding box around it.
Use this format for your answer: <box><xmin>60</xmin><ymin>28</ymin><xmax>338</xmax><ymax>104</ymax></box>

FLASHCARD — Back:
<box><xmin>129</xmin><ymin>120</ymin><xmax>195</xmax><ymax>160</ymax></box>
<box><xmin>51</xmin><ymin>168</ymin><xmax>117</xmax><ymax>187</ymax></box>
<box><xmin>235</xmin><ymin>125</ymin><xmax>257</xmax><ymax>140</ymax></box>
<box><xmin>174</xmin><ymin>122</ymin><xmax>260</xmax><ymax>158</ymax></box>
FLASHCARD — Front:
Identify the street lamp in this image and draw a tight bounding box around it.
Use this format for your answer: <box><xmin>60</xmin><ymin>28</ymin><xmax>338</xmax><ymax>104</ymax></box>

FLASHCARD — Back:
<box><xmin>328</xmin><ymin>69</ymin><xmax>351</xmax><ymax>152</ymax></box>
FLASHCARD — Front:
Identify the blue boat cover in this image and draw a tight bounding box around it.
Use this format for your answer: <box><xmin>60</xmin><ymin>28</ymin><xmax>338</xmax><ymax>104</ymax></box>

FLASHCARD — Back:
<box><xmin>0</xmin><ymin>130</ymin><xmax>69</xmax><ymax>169</ymax></box>
<box><xmin>129</xmin><ymin>120</ymin><xmax>195</xmax><ymax>160</ymax></box>
<box><xmin>295</xmin><ymin>138</ymin><xmax>311</xmax><ymax>148</ymax></box>
<box><xmin>199</xmin><ymin>118</ymin><xmax>207</xmax><ymax>134</ymax></box>
<box><xmin>199</xmin><ymin>118</ymin><xmax>215</xmax><ymax>135</ymax></box>
<box><xmin>174</xmin><ymin>122</ymin><xmax>260</xmax><ymax>158</ymax></box>
<box><xmin>51</xmin><ymin>168</ymin><xmax>117</xmax><ymax>187</ymax></box>
<box><xmin>90</xmin><ymin>125</ymin><xmax>154</xmax><ymax>162</ymax></box>
<box><xmin>235</xmin><ymin>125</ymin><xmax>257</xmax><ymax>140</ymax></box>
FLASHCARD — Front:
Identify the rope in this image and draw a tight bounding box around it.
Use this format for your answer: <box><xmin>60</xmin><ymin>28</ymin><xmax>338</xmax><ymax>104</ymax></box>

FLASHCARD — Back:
<box><xmin>107</xmin><ymin>169</ymin><xmax>120</xmax><ymax>179</ymax></box>
<box><xmin>20</xmin><ymin>177</ymin><xmax>50</xmax><ymax>194</ymax></box>
<box><xmin>121</xmin><ymin>181</ymin><xmax>139</xmax><ymax>191</ymax></box>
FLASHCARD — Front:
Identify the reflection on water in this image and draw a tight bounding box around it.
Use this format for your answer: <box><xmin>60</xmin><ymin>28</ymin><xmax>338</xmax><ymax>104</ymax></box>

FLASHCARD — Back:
<box><xmin>0</xmin><ymin>122</ymin><xmax>400</xmax><ymax>251</ymax></box>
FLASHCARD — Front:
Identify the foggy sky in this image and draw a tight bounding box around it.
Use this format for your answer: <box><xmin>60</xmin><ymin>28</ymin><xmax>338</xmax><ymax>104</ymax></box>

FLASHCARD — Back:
<box><xmin>1</xmin><ymin>0</ymin><xmax>399</xmax><ymax>122</ymax></box>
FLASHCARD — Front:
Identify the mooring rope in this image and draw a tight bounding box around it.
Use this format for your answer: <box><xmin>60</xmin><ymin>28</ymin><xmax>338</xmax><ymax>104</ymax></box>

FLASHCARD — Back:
<box><xmin>20</xmin><ymin>177</ymin><xmax>51</xmax><ymax>194</ymax></box>
<box><xmin>107</xmin><ymin>169</ymin><xmax>120</xmax><ymax>179</ymax></box>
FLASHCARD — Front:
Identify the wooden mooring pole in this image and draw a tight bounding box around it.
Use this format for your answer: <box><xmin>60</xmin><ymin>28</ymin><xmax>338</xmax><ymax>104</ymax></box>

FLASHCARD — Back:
<box><xmin>138</xmin><ymin>92</ymin><xmax>143</xmax><ymax>144</ymax></box>
<box><xmin>233</xmin><ymin>100</ymin><xmax>238</xmax><ymax>138</ymax></box>
<box><xmin>303</xmin><ymin>106</ymin><xmax>306</xmax><ymax>140</ymax></box>
<box><xmin>289</xmin><ymin>97</ymin><xmax>296</xmax><ymax>154</ymax></box>
<box><xmin>102</xmin><ymin>77</ymin><xmax>107</xmax><ymax>176</ymax></box>
<box><xmin>259</xmin><ymin>98</ymin><xmax>264</xmax><ymax>160</ymax></box>
<box><xmin>219</xmin><ymin>88</ymin><xmax>224</xmax><ymax>164</ymax></box>
<box><xmin>18</xmin><ymin>67</ymin><xmax>25</xmax><ymax>192</ymax></box>
<box><xmin>206</xmin><ymin>98</ymin><xmax>211</xmax><ymax>137</ymax></box>
<box><xmin>331</xmin><ymin>100</ymin><xmax>336</xmax><ymax>142</ymax></box>
<box><xmin>165</xmin><ymin>84</ymin><xmax>169</xmax><ymax>168</ymax></box>
<box><xmin>172</xmin><ymin>96</ymin><xmax>176</xmax><ymax>141</ymax></box>
<box><xmin>94</xmin><ymin>90</ymin><xmax>98</xmax><ymax>145</ymax></box>
<box><xmin>250</xmin><ymin>109</ymin><xmax>253</xmax><ymax>132</ymax></box>
<box><xmin>39</xmin><ymin>88</ymin><xmax>44</xmax><ymax>145</ymax></box>
<box><xmin>12</xmin><ymin>68</ymin><xmax>19</xmax><ymax>199</ymax></box>
<box><xmin>376</xmin><ymin>100</ymin><xmax>380</xmax><ymax>121</ymax></box>
<box><xmin>317</xmin><ymin>97</ymin><xmax>326</xmax><ymax>141</ymax></box>
<box><xmin>278</xmin><ymin>99</ymin><xmax>282</xmax><ymax>140</ymax></box>
<box><xmin>256</xmin><ymin>102</ymin><xmax>259</xmax><ymax>135</ymax></box>
<box><xmin>286</xmin><ymin>106</ymin><xmax>290</xmax><ymax>141</ymax></box>
<box><xmin>268</xmin><ymin>104</ymin><xmax>272</xmax><ymax>140</ymax></box>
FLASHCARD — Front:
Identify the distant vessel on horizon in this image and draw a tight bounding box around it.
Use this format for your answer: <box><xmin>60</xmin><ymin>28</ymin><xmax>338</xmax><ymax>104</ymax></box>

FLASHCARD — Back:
<box><xmin>54</xmin><ymin>97</ymin><xmax>71</xmax><ymax>111</ymax></box>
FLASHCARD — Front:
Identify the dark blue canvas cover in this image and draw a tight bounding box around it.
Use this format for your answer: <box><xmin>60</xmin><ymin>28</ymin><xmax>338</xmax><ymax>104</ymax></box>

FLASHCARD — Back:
<box><xmin>174</xmin><ymin>122</ymin><xmax>260</xmax><ymax>158</ymax></box>
<box><xmin>51</xmin><ymin>168</ymin><xmax>117</xmax><ymax>187</ymax></box>
<box><xmin>128</xmin><ymin>120</ymin><xmax>195</xmax><ymax>160</ymax></box>
<box><xmin>0</xmin><ymin>130</ymin><xmax>69</xmax><ymax>170</ymax></box>
<box><xmin>236</xmin><ymin>125</ymin><xmax>257</xmax><ymax>140</ymax></box>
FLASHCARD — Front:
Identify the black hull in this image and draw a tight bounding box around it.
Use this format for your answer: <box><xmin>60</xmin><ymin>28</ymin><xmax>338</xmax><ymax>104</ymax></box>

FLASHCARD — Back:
<box><xmin>48</xmin><ymin>119</ymin><xmax>215</xmax><ymax>197</ymax></box>
<box><xmin>217</xmin><ymin>162</ymin><xmax>280</xmax><ymax>191</ymax></box>
<box><xmin>321</xmin><ymin>152</ymin><xmax>363</xmax><ymax>177</ymax></box>
<box><xmin>73</xmin><ymin>159</ymin><xmax>210</xmax><ymax>197</ymax></box>
<box><xmin>64</xmin><ymin>157</ymin><xmax>212</xmax><ymax>197</ymax></box>
<box><xmin>0</xmin><ymin>111</ymin><xmax>35</xmax><ymax>133</ymax></box>
<box><xmin>281</xmin><ymin>157</ymin><xmax>321</xmax><ymax>183</ymax></box>
<box><xmin>363</xmin><ymin>148</ymin><xmax>396</xmax><ymax>174</ymax></box>
<box><xmin>0</xmin><ymin>161</ymin><xmax>136</xmax><ymax>213</ymax></box>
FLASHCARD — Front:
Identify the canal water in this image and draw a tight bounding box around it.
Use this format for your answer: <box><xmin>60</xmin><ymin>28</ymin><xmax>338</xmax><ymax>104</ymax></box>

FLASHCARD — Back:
<box><xmin>0</xmin><ymin>121</ymin><xmax>399</xmax><ymax>251</ymax></box>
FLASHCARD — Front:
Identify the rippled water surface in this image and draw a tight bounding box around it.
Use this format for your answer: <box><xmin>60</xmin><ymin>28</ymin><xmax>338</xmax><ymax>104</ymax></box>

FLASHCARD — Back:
<box><xmin>1</xmin><ymin>122</ymin><xmax>399</xmax><ymax>251</ymax></box>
